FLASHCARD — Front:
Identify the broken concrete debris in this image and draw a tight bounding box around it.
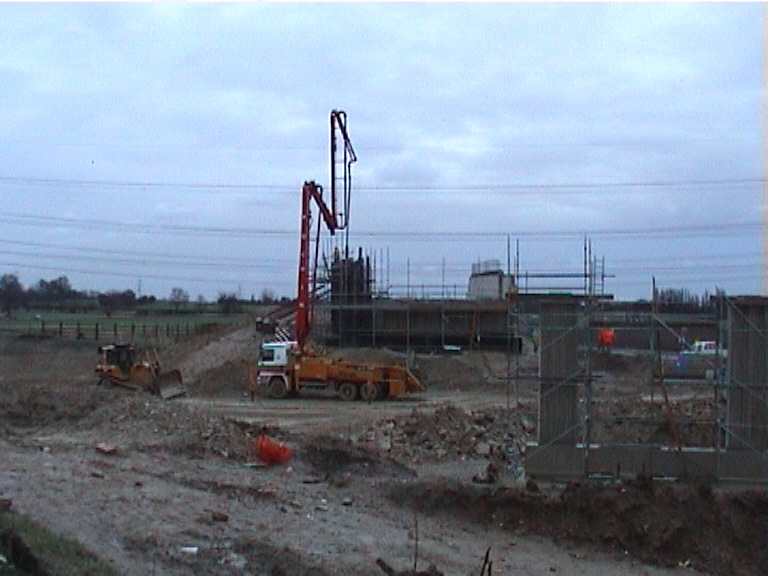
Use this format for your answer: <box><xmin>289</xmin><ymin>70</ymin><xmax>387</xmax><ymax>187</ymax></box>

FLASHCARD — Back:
<box><xmin>95</xmin><ymin>442</ymin><xmax>119</xmax><ymax>456</ymax></box>
<box><xmin>210</xmin><ymin>510</ymin><xmax>229</xmax><ymax>522</ymax></box>
<box><xmin>357</xmin><ymin>405</ymin><xmax>527</xmax><ymax>479</ymax></box>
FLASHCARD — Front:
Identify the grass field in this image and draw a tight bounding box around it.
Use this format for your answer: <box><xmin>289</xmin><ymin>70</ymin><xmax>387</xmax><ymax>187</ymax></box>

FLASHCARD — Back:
<box><xmin>0</xmin><ymin>306</ymin><xmax>276</xmax><ymax>345</ymax></box>
<box><xmin>0</xmin><ymin>510</ymin><xmax>119</xmax><ymax>576</ymax></box>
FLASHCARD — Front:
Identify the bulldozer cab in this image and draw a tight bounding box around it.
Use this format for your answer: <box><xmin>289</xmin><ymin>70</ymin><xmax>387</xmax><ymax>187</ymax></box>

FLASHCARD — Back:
<box><xmin>113</xmin><ymin>345</ymin><xmax>136</xmax><ymax>372</ymax></box>
<box><xmin>103</xmin><ymin>344</ymin><xmax>136</xmax><ymax>375</ymax></box>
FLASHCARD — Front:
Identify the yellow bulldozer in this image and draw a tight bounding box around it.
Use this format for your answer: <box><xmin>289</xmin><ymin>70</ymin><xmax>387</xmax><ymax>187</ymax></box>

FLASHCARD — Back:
<box><xmin>95</xmin><ymin>343</ymin><xmax>186</xmax><ymax>399</ymax></box>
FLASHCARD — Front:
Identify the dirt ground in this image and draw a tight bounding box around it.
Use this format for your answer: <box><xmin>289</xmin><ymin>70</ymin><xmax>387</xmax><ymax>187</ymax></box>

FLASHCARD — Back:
<box><xmin>0</xmin><ymin>327</ymin><xmax>766</xmax><ymax>576</ymax></box>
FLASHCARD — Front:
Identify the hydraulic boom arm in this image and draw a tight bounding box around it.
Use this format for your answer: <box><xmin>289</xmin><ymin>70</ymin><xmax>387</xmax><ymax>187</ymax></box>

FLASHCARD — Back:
<box><xmin>295</xmin><ymin>110</ymin><xmax>356</xmax><ymax>350</ymax></box>
<box><xmin>296</xmin><ymin>181</ymin><xmax>337</xmax><ymax>349</ymax></box>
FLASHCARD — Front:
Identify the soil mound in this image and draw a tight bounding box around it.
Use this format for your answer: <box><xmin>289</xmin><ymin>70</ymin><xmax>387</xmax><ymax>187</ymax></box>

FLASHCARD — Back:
<box><xmin>301</xmin><ymin>435</ymin><xmax>416</xmax><ymax>480</ymax></box>
<box><xmin>189</xmin><ymin>359</ymin><xmax>250</xmax><ymax>398</ymax></box>
<box><xmin>390</xmin><ymin>478</ymin><xmax>768</xmax><ymax>576</ymax></box>
<box><xmin>0</xmin><ymin>381</ymin><xmax>121</xmax><ymax>431</ymax></box>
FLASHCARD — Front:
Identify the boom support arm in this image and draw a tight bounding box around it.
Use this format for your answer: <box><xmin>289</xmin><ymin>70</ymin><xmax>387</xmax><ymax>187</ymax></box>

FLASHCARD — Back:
<box><xmin>295</xmin><ymin>110</ymin><xmax>356</xmax><ymax>350</ymax></box>
<box><xmin>296</xmin><ymin>181</ymin><xmax>337</xmax><ymax>348</ymax></box>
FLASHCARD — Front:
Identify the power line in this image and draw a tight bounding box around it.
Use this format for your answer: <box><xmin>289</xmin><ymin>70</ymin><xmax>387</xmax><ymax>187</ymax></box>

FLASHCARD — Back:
<box><xmin>6</xmin><ymin>256</ymin><xmax>758</xmax><ymax>294</ymax></box>
<box><xmin>0</xmin><ymin>238</ymin><xmax>290</xmax><ymax>267</ymax></box>
<box><xmin>0</xmin><ymin>175</ymin><xmax>279</xmax><ymax>191</ymax></box>
<box><xmin>607</xmin><ymin>251</ymin><xmax>761</xmax><ymax>265</ymax></box>
<box><xmin>0</xmin><ymin>249</ymin><xmax>290</xmax><ymax>273</ymax></box>
<box><xmin>0</xmin><ymin>212</ymin><xmax>760</xmax><ymax>240</ymax></box>
<box><xmin>0</xmin><ymin>134</ymin><xmax>758</xmax><ymax>152</ymax></box>
<box><xmin>0</xmin><ymin>174</ymin><xmax>762</xmax><ymax>193</ymax></box>
<box><xmin>0</xmin><ymin>213</ymin><xmax>285</xmax><ymax>238</ymax></box>
<box><xmin>0</xmin><ymin>238</ymin><xmax>759</xmax><ymax>284</ymax></box>
<box><xmin>359</xmin><ymin>178</ymin><xmax>763</xmax><ymax>192</ymax></box>
<box><xmin>0</xmin><ymin>260</ymin><xmax>278</xmax><ymax>289</ymax></box>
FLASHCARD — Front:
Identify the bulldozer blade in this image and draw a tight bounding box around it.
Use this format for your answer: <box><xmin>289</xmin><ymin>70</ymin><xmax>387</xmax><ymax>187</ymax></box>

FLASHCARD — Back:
<box><xmin>156</xmin><ymin>370</ymin><xmax>186</xmax><ymax>400</ymax></box>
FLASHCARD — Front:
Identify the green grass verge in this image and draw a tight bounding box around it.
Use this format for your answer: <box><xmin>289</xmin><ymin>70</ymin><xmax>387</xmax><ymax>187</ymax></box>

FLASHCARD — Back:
<box><xmin>0</xmin><ymin>511</ymin><xmax>119</xmax><ymax>576</ymax></box>
<box><xmin>1</xmin><ymin>310</ymin><xmax>255</xmax><ymax>330</ymax></box>
<box><xmin>0</xmin><ymin>309</ymin><xmax>267</xmax><ymax>345</ymax></box>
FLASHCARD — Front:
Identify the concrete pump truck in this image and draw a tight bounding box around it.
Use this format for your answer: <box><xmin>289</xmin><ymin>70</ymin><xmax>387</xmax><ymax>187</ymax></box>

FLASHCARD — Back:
<box><xmin>249</xmin><ymin>111</ymin><xmax>423</xmax><ymax>401</ymax></box>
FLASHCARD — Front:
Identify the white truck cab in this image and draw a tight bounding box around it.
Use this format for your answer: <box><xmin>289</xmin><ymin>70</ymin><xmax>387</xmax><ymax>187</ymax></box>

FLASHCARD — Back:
<box><xmin>258</xmin><ymin>341</ymin><xmax>297</xmax><ymax>368</ymax></box>
<box><xmin>250</xmin><ymin>341</ymin><xmax>299</xmax><ymax>399</ymax></box>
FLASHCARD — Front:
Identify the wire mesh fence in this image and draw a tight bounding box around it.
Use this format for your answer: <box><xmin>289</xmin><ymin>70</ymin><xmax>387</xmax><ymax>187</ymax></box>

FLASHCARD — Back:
<box><xmin>3</xmin><ymin>318</ymin><xmax>228</xmax><ymax>347</ymax></box>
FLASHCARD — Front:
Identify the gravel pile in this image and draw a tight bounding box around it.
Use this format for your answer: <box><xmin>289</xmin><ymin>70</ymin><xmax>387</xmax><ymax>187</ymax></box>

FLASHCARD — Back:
<box><xmin>357</xmin><ymin>403</ymin><xmax>528</xmax><ymax>465</ymax></box>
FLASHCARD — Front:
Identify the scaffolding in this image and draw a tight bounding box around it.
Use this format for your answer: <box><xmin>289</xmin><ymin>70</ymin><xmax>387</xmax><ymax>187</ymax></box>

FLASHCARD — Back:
<box><xmin>524</xmin><ymin>290</ymin><xmax>767</xmax><ymax>487</ymax></box>
<box><xmin>313</xmin><ymin>238</ymin><xmax>608</xmax><ymax>350</ymax></box>
<box><xmin>306</xmin><ymin>239</ymin><xmax>766</xmax><ymax>486</ymax></box>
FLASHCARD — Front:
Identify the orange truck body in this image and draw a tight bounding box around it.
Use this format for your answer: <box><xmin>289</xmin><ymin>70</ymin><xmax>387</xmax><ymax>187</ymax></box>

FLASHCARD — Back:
<box><xmin>249</xmin><ymin>341</ymin><xmax>423</xmax><ymax>401</ymax></box>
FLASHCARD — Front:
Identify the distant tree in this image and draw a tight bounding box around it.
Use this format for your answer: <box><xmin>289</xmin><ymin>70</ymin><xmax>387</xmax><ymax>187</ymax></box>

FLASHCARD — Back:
<box><xmin>260</xmin><ymin>288</ymin><xmax>276</xmax><ymax>304</ymax></box>
<box><xmin>98</xmin><ymin>290</ymin><xmax>136</xmax><ymax>317</ymax></box>
<box><xmin>98</xmin><ymin>292</ymin><xmax>116</xmax><ymax>317</ymax></box>
<box><xmin>121</xmin><ymin>289</ymin><xmax>137</xmax><ymax>309</ymax></box>
<box><xmin>170</xmin><ymin>287</ymin><xmax>190</xmax><ymax>313</ymax></box>
<box><xmin>217</xmin><ymin>292</ymin><xmax>242</xmax><ymax>315</ymax></box>
<box><xmin>51</xmin><ymin>275</ymin><xmax>72</xmax><ymax>297</ymax></box>
<box><xmin>27</xmin><ymin>275</ymin><xmax>79</xmax><ymax>311</ymax></box>
<box><xmin>0</xmin><ymin>274</ymin><xmax>25</xmax><ymax>317</ymax></box>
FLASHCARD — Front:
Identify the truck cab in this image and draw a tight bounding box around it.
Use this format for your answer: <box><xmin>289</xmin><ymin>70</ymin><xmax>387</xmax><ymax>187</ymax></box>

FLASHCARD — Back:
<box><xmin>249</xmin><ymin>341</ymin><xmax>298</xmax><ymax>399</ymax></box>
<box><xmin>258</xmin><ymin>341</ymin><xmax>297</xmax><ymax>368</ymax></box>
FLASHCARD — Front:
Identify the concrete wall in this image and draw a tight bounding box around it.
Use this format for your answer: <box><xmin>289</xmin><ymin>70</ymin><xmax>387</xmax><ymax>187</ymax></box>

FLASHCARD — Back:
<box><xmin>320</xmin><ymin>299</ymin><xmax>521</xmax><ymax>350</ymax></box>
<box><xmin>727</xmin><ymin>297</ymin><xmax>768</xmax><ymax>452</ymax></box>
<box><xmin>538</xmin><ymin>298</ymin><xmax>581</xmax><ymax>445</ymax></box>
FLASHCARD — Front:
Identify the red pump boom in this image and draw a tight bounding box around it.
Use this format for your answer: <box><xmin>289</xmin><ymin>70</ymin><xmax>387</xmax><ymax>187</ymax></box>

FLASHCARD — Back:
<box><xmin>295</xmin><ymin>110</ymin><xmax>356</xmax><ymax>350</ymax></box>
<box><xmin>296</xmin><ymin>181</ymin><xmax>337</xmax><ymax>348</ymax></box>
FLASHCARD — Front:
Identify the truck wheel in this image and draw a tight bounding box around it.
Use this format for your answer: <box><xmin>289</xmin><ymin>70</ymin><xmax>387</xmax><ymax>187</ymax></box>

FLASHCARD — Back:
<box><xmin>256</xmin><ymin>379</ymin><xmax>270</xmax><ymax>398</ymax></box>
<box><xmin>268</xmin><ymin>376</ymin><xmax>288</xmax><ymax>399</ymax></box>
<box><xmin>360</xmin><ymin>382</ymin><xmax>379</xmax><ymax>402</ymax></box>
<box><xmin>338</xmin><ymin>382</ymin><xmax>358</xmax><ymax>401</ymax></box>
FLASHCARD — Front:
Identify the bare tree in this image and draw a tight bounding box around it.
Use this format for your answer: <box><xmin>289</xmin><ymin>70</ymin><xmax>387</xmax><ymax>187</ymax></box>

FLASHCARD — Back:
<box><xmin>170</xmin><ymin>287</ymin><xmax>189</xmax><ymax>313</ymax></box>
<box><xmin>260</xmin><ymin>288</ymin><xmax>276</xmax><ymax>304</ymax></box>
<box><xmin>0</xmin><ymin>274</ymin><xmax>25</xmax><ymax>317</ymax></box>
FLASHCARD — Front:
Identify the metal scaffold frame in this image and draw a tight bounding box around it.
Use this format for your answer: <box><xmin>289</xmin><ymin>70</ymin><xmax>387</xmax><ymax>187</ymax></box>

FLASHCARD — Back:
<box><xmin>523</xmin><ymin>289</ymin><xmax>767</xmax><ymax>487</ymax></box>
<box><xmin>306</xmin><ymin>237</ymin><xmax>767</xmax><ymax>486</ymax></box>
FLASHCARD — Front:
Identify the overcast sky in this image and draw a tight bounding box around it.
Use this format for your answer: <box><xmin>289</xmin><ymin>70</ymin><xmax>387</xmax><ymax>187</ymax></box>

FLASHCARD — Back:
<box><xmin>0</xmin><ymin>3</ymin><xmax>764</xmax><ymax>302</ymax></box>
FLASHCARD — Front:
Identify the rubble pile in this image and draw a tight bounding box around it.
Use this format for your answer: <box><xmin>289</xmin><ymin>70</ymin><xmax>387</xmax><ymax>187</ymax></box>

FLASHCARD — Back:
<box><xmin>74</xmin><ymin>395</ymin><xmax>255</xmax><ymax>461</ymax></box>
<box><xmin>591</xmin><ymin>392</ymin><xmax>716</xmax><ymax>446</ymax></box>
<box><xmin>358</xmin><ymin>404</ymin><xmax>528</xmax><ymax>464</ymax></box>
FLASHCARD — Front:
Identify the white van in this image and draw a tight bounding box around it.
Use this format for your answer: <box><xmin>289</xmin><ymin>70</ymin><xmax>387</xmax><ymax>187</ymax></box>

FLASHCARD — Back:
<box><xmin>682</xmin><ymin>340</ymin><xmax>726</xmax><ymax>357</ymax></box>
